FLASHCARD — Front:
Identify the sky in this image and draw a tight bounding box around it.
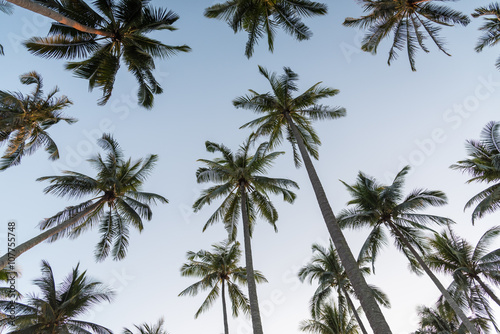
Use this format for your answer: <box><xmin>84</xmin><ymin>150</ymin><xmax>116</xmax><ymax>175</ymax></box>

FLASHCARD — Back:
<box><xmin>1</xmin><ymin>0</ymin><xmax>500</xmax><ymax>334</ymax></box>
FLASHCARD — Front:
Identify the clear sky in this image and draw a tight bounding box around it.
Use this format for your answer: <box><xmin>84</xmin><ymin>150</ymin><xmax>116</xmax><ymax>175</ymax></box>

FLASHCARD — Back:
<box><xmin>1</xmin><ymin>1</ymin><xmax>500</xmax><ymax>334</ymax></box>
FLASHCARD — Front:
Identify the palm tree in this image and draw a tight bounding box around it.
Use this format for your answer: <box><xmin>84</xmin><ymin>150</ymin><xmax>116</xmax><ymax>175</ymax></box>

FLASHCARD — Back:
<box><xmin>193</xmin><ymin>136</ymin><xmax>298</xmax><ymax>334</ymax></box>
<box><xmin>343</xmin><ymin>0</ymin><xmax>470</xmax><ymax>71</ymax></box>
<box><xmin>204</xmin><ymin>0</ymin><xmax>327</xmax><ymax>58</ymax></box>
<box><xmin>298</xmin><ymin>241</ymin><xmax>390</xmax><ymax>334</ymax></box>
<box><xmin>19</xmin><ymin>0</ymin><xmax>190</xmax><ymax>108</ymax></box>
<box><xmin>0</xmin><ymin>71</ymin><xmax>75</xmax><ymax>171</ymax></box>
<box><xmin>0</xmin><ymin>260</ymin><xmax>113</xmax><ymax>334</ymax></box>
<box><xmin>299</xmin><ymin>300</ymin><xmax>360</xmax><ymax>334</ymax></box>
<box><xmin>337</xmin><ymin>166</ymin><xmax>479</xmax><ymax>334</ymax></box>
<box><xmin>233</xmin><ymin>66</ymin><xmax>393</xmax><ymax>334</ymax></box>
<box><xmin>412</xmin><ymin>304</ymin><xmax>477</xmax><ymax>334</ymax></box>
<box><xmin>179</xmin><ymin>240</ymin><xmax>267</xmax><ymax>334</ymax></box>
<box><xmin>451</xmin><ymin>121</ymin><xmax>500</xmax><ymax>224</ymax></box>
<box><xmin>472</xmin><ymin>3</ymin><xmax>500</xmax><ymax>70</ymax></box>
<box><xmin>0</xmin><ymin>0</ymin><xmax>13</xmax><ymax>55</ymax></box>
<box><xmin>0</xmin><ymin>133</ymin><xmax>168</xmax><ymax>270</ymax></box>
<box><xmin>426</xmin><ymin>226</ymin><xmax>500</xmax><ymax>330</ymax></box>
<box><xmin>123</xmin><ymin>318</ymin><xmax>169</xmax><ymax>334</ymax></box>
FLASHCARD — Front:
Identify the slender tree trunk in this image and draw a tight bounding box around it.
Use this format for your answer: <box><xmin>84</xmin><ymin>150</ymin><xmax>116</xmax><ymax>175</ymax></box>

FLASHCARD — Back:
<box><xmin>221</xmin><ymin>279</ymin><xmax>230</xmax><ymax>334</ymax></box>
<box><xmin>385</xmin><ymin>220</ymin><xmax>479</xmax><ymax>334</ymax></box>
<box><xmin>342</xmin><ymin>287</ymin><xmax>369</xmax><ymax>334</ymax></box>
<box><xmin>239</xmin><ymin>185</ymin><xmax>264</xmax><ymax>334</ymax></box>
<box><xmin>5</xmin><ymin>0</ymin><xmax>113</xmax><ymax>37</ymax></box>
<box><xmin>284</xmin><ymin>112</ymin><xmax>393</xmax><ymax>334</ymax></box>
<box><xmin>0</xmin><ymin>201</ymin><xmax>103</xmax><ymax>270</ymax></box>
<box><xmin>475</xmin><ymin>276</ymin><xmax>500</xmax><ymax>307</ymax></box>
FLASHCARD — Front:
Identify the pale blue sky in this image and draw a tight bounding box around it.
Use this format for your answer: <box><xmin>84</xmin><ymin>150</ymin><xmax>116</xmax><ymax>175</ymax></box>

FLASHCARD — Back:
<box><xmin>1</xmin><ymin>1</ymin><xmax>500</xmax><ymax>334</ymax></box>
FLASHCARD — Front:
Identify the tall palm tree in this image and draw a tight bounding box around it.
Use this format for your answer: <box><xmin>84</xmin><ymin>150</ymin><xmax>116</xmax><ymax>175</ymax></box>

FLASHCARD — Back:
<box><xmin>426</xmin><ymin>226</ymin><xmax>500</xmax><ymax>330</ymax></box>
<box><xmin>193</xmin><ymin>136</ymin><xmax>298</xmax><ymax>334</ymax></box>
<box><xmin>0</xmin><ymin>71</ymin><xmax>75</xmax><ymax>171</ymax></box>
<box><xmin>0</xmin><ymin>0</ymin><xmax>13</xmax><ymax>55</ymax></box>
<box><xmin>472</xmin><ymin>3</ymin><xmax>500</xmax><ymax>70</ymax></box>
<box><xmin>204</xmin><ymin>0</ymin><xmax>327</xmax><ymax>58</ymax></box>
<box><xmin>337</xmin><ymin>166</ymin><xmax>479</xmax><ymax>334</ymax></box>
<box><xmin>343</xmin><ymin>0</ymin><xmax>470</xmax><ymax>71</ymax></box>
<box><xmin>179</xmin><ymin>240</ymin><xmax>267</xmax><ymax>334</ymax></box>
<box><xmin>0</xmin><ymin>133</ymin><xmax>168</xmax><ymax>270</ymax></box>
<box><xmin>299</xmin><ymin>300</ymin><xmax>360</xmax><ymax>334</ymax></box>
<box><xmin>0</xmin><ymin>260</ymin><xmax>113</xmax><ymax>334</ymax></box>
<box><xmin>20</xmin><ymin>0</ymin><xmax>190</xmax><ymax>108</ymax></box>
<box><xmin>123</xmin><ymin>318</ymin><xmax>169</xmax><ymax>334</ymax></box>
<box><xmin>451</xmin><ymin>121</ymin><xmax>500</xmax><ymax>224</ymax></box>
<box><xmin>298</xmin><ymin>241</ymin><xmax>390</xmax><ymax>334</ymax></box>
<box><xmin>233</xmin><ymin>66</ymin><xmax>393</xmax><ymax>334</ymax></box>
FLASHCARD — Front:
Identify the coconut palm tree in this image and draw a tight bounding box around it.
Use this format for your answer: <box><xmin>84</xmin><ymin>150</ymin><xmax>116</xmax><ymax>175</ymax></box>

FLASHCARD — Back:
<box><xmin>299</xmin><ymin>300</ymin><xmax>360</xmax><ymax>334</ymax></box>
<box><xmin>298</xmin><ymin>241</ymin><xmax>390</xmax><ymax>334</ymax></box>
<box><xmin>0</xmin><ymin>133</ymin><xmax>168</xmax><ymax>270</ymax></box>
<box><xmin>337</xmin><ymin>166</ymin><xmax>479</xmax><ymax>334</ymax></box>
<box><xmin>0</xmin><ymin>260</ymin><xmax>113</xmax><ymax>334</ymax></box>
<box><xmin>0</xmin><ymin>71</ymin><xmax>75</xmax><ymax>171</ymax></box>
<box><xmin>451</xmin><ymin>121</ymin><xmax>500</xmax><ymax>224</ymax></box>
<box><xmin>343</xmin><ymin>0</ymin><xmax>470</xmax><ymax>71</ymax></box>
<box><xmin>179</xmin><ymin>240</ymin><xmax>267</xmax><ymax>334</ymax></box>
<box><xmin>411</xmin><ymin>304</ymin><xmax>478</xmax><ymax>334</ymax></box>
<box><xmin>193</xmin><ymin>136</ymin><xmax>298</xmax><ymax>334</ymax></box>
<box><xmin>473</xmin><ymin>3</ymin><xmax>500</xmax><ymax>70</ymax></box>
<box><xmin>426</xmin><ymin>226</ymin><xmax>500</xmax><ymax>330</ymax></box>
<box><xmin>0</xmin><ymin>0</ymin><xmax>13</xmax><ymax>55</ymax></box>
<box><xmin>19</xmin><ymin>0</ymin><xmax>190</xmax><ymax>108</ymax></box>
<box><xmin>204</xmin><ymin>0</ymin><xmax>327</xmax><ymax>58</ymax></box>
<box><xmin>123</xmin><ymin>318</ymin><xmax>169</xmax><ymax>334</ymax></box>
<box><xmin>234</xmin><ymin>66</ymin><xmax>393</xmax><ymax>334</ymax></box>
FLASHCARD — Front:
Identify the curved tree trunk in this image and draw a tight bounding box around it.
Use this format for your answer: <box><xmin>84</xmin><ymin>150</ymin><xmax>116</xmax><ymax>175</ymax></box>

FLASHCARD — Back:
<box><xmin>284</xmin><ymin>112</ymin><xmax>393</xmax><ymax>334</ymax></box>
<box><xmin>0</xmin><ymin>201</ymin><xmax>103</xmax><ymax>270</ymax></box>
<box><xmin>221</xmin><ymin>279</ymin><xmax>230</xmax><ymax>334</ymax></box>
<box><xmin>5</xmin><ymin>0</ymin><xmax>112</xmax><ymax>37</ymax></box>
<box><xmin>240</xmin><ymin>185</ymin><xmax>264</xmax><ymax>334</ymax></box>
<box><xmin>475</xmin><ymin>276</ymin><xmax>500</xmax><ymax>307</ymax></box>
<box><xmin>342</xmin><ymin>287</ymin><xmax>369</xmax><ymax>334</ymax></box>
<box><xmin>385</xmin><ymin>220</ymin><xmax>479</xmax><ymax>334</ymax></box>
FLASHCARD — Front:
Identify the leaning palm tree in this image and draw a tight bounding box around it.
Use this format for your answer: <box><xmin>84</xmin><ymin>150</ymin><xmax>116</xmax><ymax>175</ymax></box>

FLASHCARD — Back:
<box><xmin>343</xmin><ymin>0</ymin><xmax>470</xmax><ymax>71</ymax></box>
<box><xmin>337</xmin><ymin>166</ymin><xmax>478</xmax><ymax>334</ymax></box>
<box><xmin>298</xmin><ymin>241</ymin><xmax>390</xmax><ymax>334</ymax></box>
<box><xmin>0</xmin><ymin>0</ymin><xmax>13</xmax><ymax>55</ymax></box>
<box><xmin>20</xmin><ymin>0</ymin><xmax>190</xmax><ymax>108</ymax></box>
<box><xmin>0</xmin><ymin>71</ymin><xmax>75</xmax><ymax>171</ymax></box>
<box><xmin>451</xmin><ymin>121</ymin><xmax>500</xmax><ymax>224</ymax></box>
<box><xmin>299</xmin><ymin>300</ymin><xmax>360</xmax><ymax>334</ymax></box>
<box><xmin>204</xmin><ymin>0</ymin><xmax>327</xmax><ymax>58</ymax></box>
<box><xmin>234</xmin><ymin>66</ymin><xmax>393</xmax><ymax>334</ymax></box>
<box><xmin>0</xmin><ymin>133</ymin><xmax>168</xmax><ymax>270</ymax></box>
<box><xmin>193</xmin><ymin>136</ymin><xmax>298</xmax><ymax>334</ymax></box>
<box><xmin>123</xmin><ymin>318</ymin><xmax>169</xmax><ymax>334</ymax></box>
<box><xmin>0</xmin><ymin>260</ymin><xmax>113</xmax><ymax>334</ymax></box>
<box><xmin>472</xmin><ymin>3</ymin><xmax>500</xmax><ymax>70</ymax></box>
<box><xmin>179</xmin><ymin>240</ymin><xmax>267</xmax><ymax>334</ymax></box>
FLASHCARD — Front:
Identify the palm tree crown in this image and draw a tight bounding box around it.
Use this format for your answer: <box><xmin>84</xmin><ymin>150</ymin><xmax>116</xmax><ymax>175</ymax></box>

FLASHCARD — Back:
<box><xmin>473</xmin><ymin>3</ymin><xmax>500</xmax><ymax>70</ymax></box>
<box><xmin>0</xmin><ymin>260</ymin><xmax>113</xmax><ymax>334</ymax></box>
<box><xmin>205</xmin><ymin>0</ymin><xmax>327</xmax><ymax>58</ymax></box>
<box><xmin>299</xmin><ymin>300</ymin><xmax>360</xmax><ymax>334</ymax></box>
<box><xmin>24</xmin><ymin>0</ymin><xmax>191</xmax><ymax>108</ymax></box>
<box><xmin>37</xmin><ymin>133</ymin><xmax>168</xmax><ymax>261</ymax></box>
<box><xmin>343</xmin><ymin>0</ymin><xmax>470</xmax><ymax>71</ymax></box>
<box><xmin>235</xmin><ymin>66</ymin><xmax>345</xmax><ymax>167</ymax></box>
<box><xmin>0</xmin><ymin>71</ymin><xmax>75</xmax><ymax>171</ymax></box>
<box><xmin>451</xmin><ymin>121</ymin><xmax>500</xmax><ymax>224</ymax></box>
<box><xmin>124</xmin><ymin>318</ymin><xmax>170</xmax><ymax>334</ymax></box>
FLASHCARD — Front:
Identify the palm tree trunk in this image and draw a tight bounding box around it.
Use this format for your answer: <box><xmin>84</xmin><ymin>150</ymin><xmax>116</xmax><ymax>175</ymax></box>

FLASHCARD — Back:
<box><xmin>0</xmin><ymin>201</ymin><xmax>103</xmax><ymax>270</ymax></box>
<box><xmin>221</xmin><ymin>279</ymin><xmax>230</xmax><ymax>334</ymax></box>
<box><xmin>284</xmin><ymin>112</ymin><xmax>393</xmax><ymax>334</ymax></box>
<box><xmin>342</xmin><ymin>287</ymin><xmax>369</xmax><ymax>334</ymax></box>
<box><xmin>475</xmin><ymin>276</ymin><xmax>500</xmax><ymax>307</ymax></box>
<box><xmin>5</xmin><ymin>0</ymin><xmax>113</xmax><ymax>37</ymax></box>
<box><xmin>385</xmin><ymin>220</ymin><xmax>479</xmax><ymax>334</ymax></box>
<box><xmin>240</xmin><ymin>185</ymin><xmax>264</xmax><ymax>334</ymax></box>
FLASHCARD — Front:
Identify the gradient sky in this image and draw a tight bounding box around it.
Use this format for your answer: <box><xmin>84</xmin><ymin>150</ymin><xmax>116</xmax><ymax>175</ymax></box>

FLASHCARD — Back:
<box><xmin>1</xmin><ymin>1</ymin><xmax>500</xmax><ymax>334</ymax></box>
